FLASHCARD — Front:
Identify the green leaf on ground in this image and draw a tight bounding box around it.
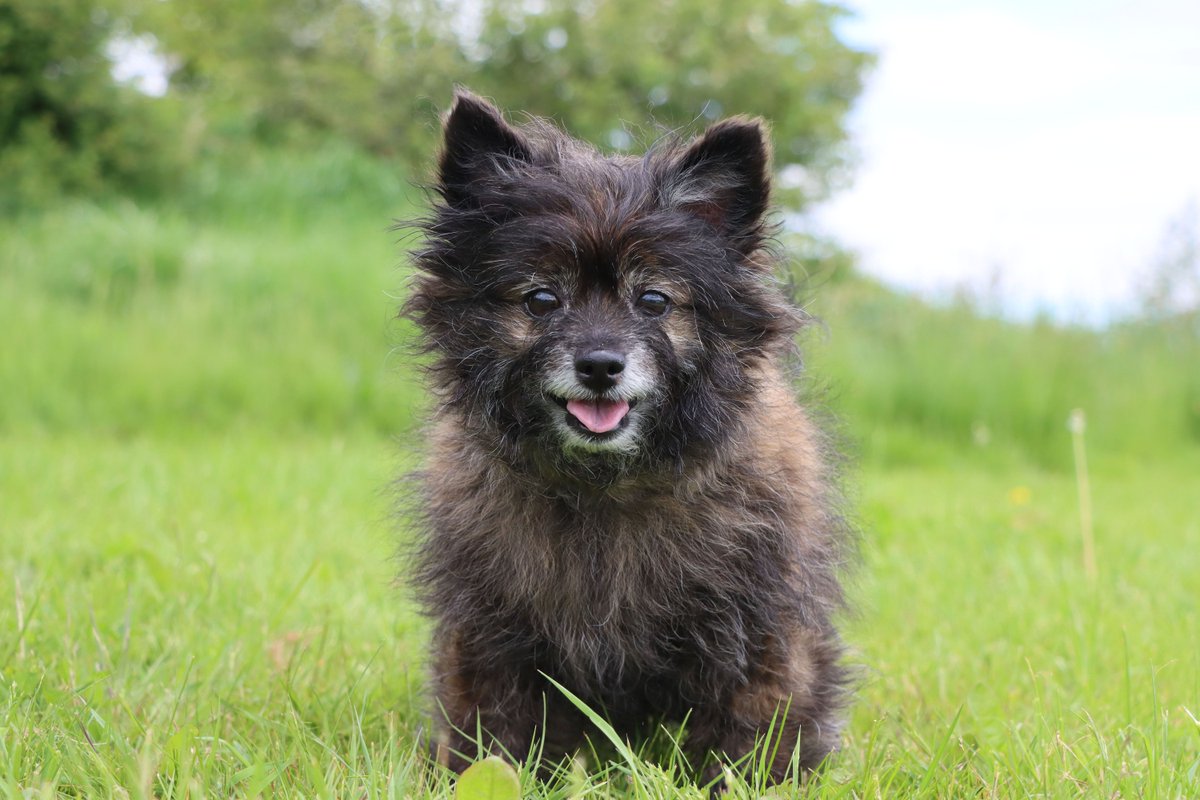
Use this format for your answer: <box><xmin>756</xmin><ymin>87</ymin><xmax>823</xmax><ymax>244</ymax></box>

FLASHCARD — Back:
<box><xmin>456</xmin><ymin>756</ymin><xmax>521</xmax><ymax>800</ymax></box>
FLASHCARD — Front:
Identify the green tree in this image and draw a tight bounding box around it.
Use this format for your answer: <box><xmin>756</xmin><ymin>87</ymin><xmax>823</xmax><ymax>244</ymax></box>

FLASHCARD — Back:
<box><xmin>472</xmin><ymin>0</ymin><xmax>873</xmax><ymax>208</ymax></box>
<box><xmin>0</xmin><ymin>0</ymin><xmax>181</xmax><ymax>209</ymax></box>
<box><xmin>136</xmin><ymin>0</ymin><xmax>466</xmax><ymax>164</ymax></box>
<box><xmin>130</xmin><ymin>0</ymin><xmax>869</xmax><ymax>205</ymax></box>
<box><xmin>2</xmin><ymin>0</ymin><xmax>870</xmax><ymax>208</ymax></box>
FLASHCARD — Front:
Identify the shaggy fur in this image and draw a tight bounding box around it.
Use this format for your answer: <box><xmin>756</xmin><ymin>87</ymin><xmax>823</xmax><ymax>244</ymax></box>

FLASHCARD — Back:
<box><xmin>404</xmin><ymin>90</ymin><xmax>853</xmax><ymax>788</ymax></box>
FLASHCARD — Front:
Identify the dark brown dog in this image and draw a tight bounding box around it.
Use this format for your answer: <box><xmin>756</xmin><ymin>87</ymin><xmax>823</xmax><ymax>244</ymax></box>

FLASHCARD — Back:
<box><xmin>405</xmin><ymin>90</ymin><xmax>852</xmax><ymax>788</ymax></box>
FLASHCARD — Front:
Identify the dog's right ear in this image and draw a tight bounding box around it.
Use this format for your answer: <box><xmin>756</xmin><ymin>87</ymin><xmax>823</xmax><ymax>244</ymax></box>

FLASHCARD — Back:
<box><xmin>438</xmin><ymin>90</ymin><xmax>532</xmax><ymax>207</ymax></box>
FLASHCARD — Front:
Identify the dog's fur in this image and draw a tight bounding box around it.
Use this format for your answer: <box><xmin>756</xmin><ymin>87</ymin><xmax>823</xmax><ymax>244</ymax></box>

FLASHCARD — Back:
<box><xmin>405</xmin><ymin>90</ymin><xmax>852</xmax><ymax>787</ymax></box>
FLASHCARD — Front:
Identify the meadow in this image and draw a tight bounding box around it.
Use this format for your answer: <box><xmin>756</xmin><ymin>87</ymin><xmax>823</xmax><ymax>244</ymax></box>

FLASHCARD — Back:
<box><xmin>2</xmin><ymin>149</ymin><xmax>1198</xmax><ymax>797</ymax></box>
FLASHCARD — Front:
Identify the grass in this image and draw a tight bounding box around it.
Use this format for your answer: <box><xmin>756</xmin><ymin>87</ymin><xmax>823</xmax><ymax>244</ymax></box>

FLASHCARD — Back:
<box><xmin>801</xmin><ymin>272</ymin><xmax>1200</xmax><ymax>468</ymax></box>
<box><xmin>2</xmin><ymin>148</ymin><xmax>1198</xmax><ymax>795</ymax></box>
<box><xmin>0</xmin><ymin>144</ymin><xmax>421</xmax><ymax>438</ymax></box>
<box><xmin>3</xmin><ymin>436</ymin><xmax>1197</xmax><ymax>796</ymax></box>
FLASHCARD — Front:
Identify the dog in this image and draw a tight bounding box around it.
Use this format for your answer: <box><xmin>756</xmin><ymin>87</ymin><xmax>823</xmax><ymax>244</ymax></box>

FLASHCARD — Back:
<box><xmin>405</xmin><ymin>90</ymin><xmax>852</xmax><ymax>789</ymax></box>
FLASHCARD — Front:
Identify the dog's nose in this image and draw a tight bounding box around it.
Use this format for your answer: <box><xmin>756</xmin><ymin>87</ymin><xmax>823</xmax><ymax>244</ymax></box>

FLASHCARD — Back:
<box><xmin>574</xmin><ymin>349</ymin><xmax>625</xmax><ymax>392</ymax></box>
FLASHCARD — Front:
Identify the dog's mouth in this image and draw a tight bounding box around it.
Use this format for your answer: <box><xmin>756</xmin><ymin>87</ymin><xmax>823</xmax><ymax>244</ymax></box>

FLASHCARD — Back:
<box><xmin>552</xmin><ymin>396</ymin><xmax>636</xmax><ymax>436</ymax></box>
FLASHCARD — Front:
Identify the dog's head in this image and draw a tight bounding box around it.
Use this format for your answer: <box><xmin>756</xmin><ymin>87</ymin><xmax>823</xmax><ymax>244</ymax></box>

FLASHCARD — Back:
<box><xmin>408</xmin><ymin>91</ymin><xmax>799</xmax><ymax>473</ymax></box>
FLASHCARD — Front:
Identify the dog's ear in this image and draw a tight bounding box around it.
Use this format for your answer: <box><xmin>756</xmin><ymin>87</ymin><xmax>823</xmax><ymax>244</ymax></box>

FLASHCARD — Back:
<box><xmin>438</xmin><ymin>90</ymin><xmax>533</xmax><ymax>207</ymax></box>
<box><xmin>661</xmin><ymin>118</ymin><xmax>771</xmax><ymax>239</ymax></box>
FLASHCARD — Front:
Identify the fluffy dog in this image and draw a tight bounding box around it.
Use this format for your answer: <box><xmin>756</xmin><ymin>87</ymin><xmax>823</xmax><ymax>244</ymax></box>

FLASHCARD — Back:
<box><xmin>405</xmin><ymin>90</ymin><xmax>852</xmax><ymax>788</ymax></box>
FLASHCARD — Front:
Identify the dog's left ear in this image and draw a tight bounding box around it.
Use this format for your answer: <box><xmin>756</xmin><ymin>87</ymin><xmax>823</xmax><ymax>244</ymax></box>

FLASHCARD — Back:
<box><xmin>661</xmin><ymin>118</ymin><xmax>771</xmax><ymax>239</ymax></box>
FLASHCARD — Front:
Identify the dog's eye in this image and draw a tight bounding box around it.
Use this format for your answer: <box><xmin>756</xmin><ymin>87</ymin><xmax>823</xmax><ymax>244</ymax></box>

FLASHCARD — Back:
<box><xmin>524</xmin><ymin>288</ymin><xmax>561</xmax><ymax>317</ymax></box>
<box><xmin>635</xmin><ymin>290</ymin><xmax>670</xmax><ymax>316</ymax></box>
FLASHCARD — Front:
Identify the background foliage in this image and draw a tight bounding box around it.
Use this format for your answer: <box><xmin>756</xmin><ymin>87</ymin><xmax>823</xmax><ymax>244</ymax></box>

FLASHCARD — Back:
<box><xmin>4</xmin><ymin>0</ymin><xmax>1194</xmax><ymax>461</ymax></box>
<box><xmin>0</xmin><ymin>0</ymin><xmax>185</xmax><ymax>209</ymax></box>
<box><xmin>1</xmin><ymin>0</ymin><xmax>870</xmax><ymax>208</ymax></box>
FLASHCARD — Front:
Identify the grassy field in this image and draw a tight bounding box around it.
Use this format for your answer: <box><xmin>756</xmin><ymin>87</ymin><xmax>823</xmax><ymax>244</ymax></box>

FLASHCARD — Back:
<box><xmin>2</xmin><ymin>152</ymin><xmax>1198</xmax><ymax>796</ymax></box>
<box><xmin>5</xmin><ymin>437</ymin><xmax>1197</xmax><ymax>797</ymax></box>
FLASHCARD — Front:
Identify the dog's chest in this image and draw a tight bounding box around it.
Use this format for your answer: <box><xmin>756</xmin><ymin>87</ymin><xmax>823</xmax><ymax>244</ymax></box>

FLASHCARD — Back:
<box><xmin>498</xmin><ymin>500</ymin><xmax>761</xmax><ymax>679</ymax></box>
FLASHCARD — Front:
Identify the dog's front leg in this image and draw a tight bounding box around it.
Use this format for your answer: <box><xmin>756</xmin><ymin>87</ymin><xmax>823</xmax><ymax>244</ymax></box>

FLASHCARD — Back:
<box><xmin>430</xmin><ymin>629</ymin><xmax>584</xmax><ymax>775</ymax></box>
<box><xmin>430</xmin><ymin>630</ymin><xmax>537</xmax><ymax>773</ymax></box>
<box><xmin>689</xmin><ymin>629</ymin><xmax>847</xmax><ymax>791</ymax></box>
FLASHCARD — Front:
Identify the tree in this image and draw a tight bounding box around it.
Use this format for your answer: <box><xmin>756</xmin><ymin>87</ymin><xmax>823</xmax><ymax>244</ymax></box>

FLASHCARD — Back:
<box><xmin>135</xmin><ymin>0</ymin><xmax>466</xmax><ymax>164</ymax></box>
<box><xmin>0</xmin><ymin>0</ymin><xmax>181</xmax><ymax>208</ymax></box>
<box><xmin>131</xmin><ymin>0</ymin><xmax>871</xmax><ymax>208</ymax></box>
<box><xmin>1139</xmin><ymin>198</ymin><xmax>1200</xmax><ymax>323</ymax></box>
<box><xmin>471</xmin><ymin>0</ymin><xmax>873</xmax><ymax>208</ymax></box>
<box><xmin>2</xmin><ymin>0</ymin><xmax>871</xmax><ymax>208</ymax></box>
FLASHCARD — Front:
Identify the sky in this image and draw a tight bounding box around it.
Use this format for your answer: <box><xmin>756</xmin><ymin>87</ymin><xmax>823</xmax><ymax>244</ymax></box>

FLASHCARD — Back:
<box><xmin>816</xmin><ymin>0</ymin><xmax>1200</xmax><ymax>321</ymax></box>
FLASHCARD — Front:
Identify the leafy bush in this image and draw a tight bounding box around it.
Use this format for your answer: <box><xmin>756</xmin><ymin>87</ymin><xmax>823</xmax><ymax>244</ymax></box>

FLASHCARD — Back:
<box><xmin>0</xmin><ymin>0</ymin><xmax>186</xmax><ymax>211</ymax></box>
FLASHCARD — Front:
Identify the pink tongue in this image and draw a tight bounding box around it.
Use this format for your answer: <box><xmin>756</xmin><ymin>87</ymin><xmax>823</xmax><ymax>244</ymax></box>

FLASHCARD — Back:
<box><xmin>566</xmin><ymin>398</ymin><xmax>630</xmax><ymax>434</ymax></box>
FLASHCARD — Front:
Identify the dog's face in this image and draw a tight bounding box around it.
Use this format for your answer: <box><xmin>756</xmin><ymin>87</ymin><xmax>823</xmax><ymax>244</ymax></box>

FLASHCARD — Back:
<box><xmin>410</xmin><ymin>92</ymin><xmax>798</xmax><ymax>472</ymax></box>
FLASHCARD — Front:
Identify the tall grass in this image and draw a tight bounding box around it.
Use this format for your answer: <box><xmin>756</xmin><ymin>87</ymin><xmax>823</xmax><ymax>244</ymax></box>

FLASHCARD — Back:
<box><xmin>0</xmin><ymin>145</ymin><xmax>423</xmax><ymax>437</ymax></box>
<box><xmin>802</xmin><ymin>273</ymin><xmax>1200</xmax><ymax>466</ymax></box>
<box><xmin>2</xmin><ymin>146</ymin><xmax>1197</xmax><ymax>464</ymax></box>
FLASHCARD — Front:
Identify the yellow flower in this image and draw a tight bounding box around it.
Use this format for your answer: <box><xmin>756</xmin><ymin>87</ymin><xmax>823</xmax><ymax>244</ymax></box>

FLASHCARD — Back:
<box><xmin>1008</xmin><ymin>486</ymin><xmax>1031</xmax><ymax>506</ymax></box>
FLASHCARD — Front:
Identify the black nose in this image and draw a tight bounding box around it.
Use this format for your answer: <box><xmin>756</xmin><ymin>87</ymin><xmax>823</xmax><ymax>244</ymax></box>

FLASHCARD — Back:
<box><xmin>574</xmin><ymin>349</ymin><xmax>625</xmax><ymax>392</ymax></box>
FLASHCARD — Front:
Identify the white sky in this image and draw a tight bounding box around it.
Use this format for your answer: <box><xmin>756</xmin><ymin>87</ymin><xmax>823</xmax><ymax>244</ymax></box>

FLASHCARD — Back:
<box><xmin>109</xmin><ymin>35</ymin><xmax>169</xmax><ymax>97</ymax></box>
<box><xmin>817</xmin><ymin>0</ymin><xmax>1200</xmax><ymax>321</ymax></box>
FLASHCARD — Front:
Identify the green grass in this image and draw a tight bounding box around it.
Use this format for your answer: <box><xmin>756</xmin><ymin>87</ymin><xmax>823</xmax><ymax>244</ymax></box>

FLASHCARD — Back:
<box><xmin>3</xmin><ymin>149</ymin><xmax>1197</xmax><ymax>460</ymax></box>
<box><xmin>801</xmin><ymin>273</ymin><xmax>1200</xmax><ymax>468</ymax></box>
<box><xmin>0</xmin><ymin>145</ymin><xmax>421</xmax><ymax>438</ymax></box>
<box><xmin>3</xmin><ymin>436</ymin><xmax>1197</xmax><ymax>796</ymax></box>
<box><xmin>2</xmin><ymin>149</ymin><xmax>1198</xmax><ymax>795</ymax></box>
